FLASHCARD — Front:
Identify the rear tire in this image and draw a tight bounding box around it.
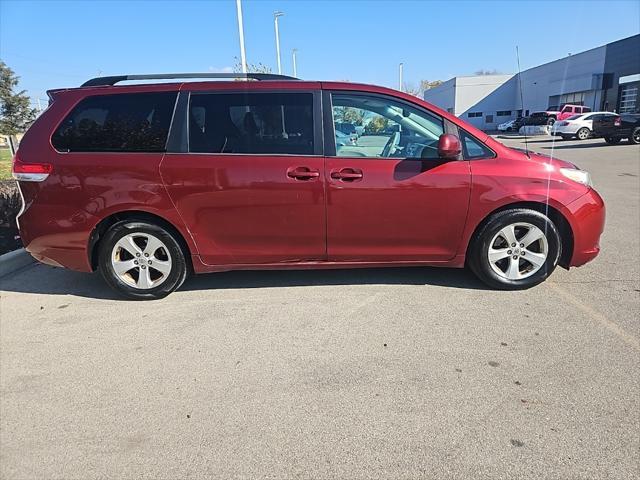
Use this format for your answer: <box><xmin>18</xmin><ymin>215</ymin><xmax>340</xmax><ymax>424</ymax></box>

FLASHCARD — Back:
<box><xmin>468</xmin><ymin>209</ymin><xmax>561</xmax><ymax>290</ymax></box>
<box><xmin>604</xmin><ymin>137</ymin><xmax>621</xmax><ymax>145</ymax></box>
<box><xmin>576</xmin><ymin>127</ymin><xmax>590</xmax><ymax>140</ymax></box>
<box><xmin>630</xmin><ymin>127</ymin><xmax>640</xmax><ymax>145</ymax></box>
<box><xmin>99</xmin><ymin>221</ymin><xmax>188</xmax><ymax>300</ymax></box>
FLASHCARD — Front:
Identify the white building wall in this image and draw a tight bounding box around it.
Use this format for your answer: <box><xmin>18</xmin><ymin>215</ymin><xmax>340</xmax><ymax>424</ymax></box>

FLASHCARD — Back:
<box><xmin>516</xmin><ymin>45</ymin><xmax>606</xmax><ymax>113</ymax></box>
<box><xmin>423</xmin><ymin>43</ymin><xmax>609</xmax><ymax>130</ymax></box>
<box><xmin>422</xmin><ymin>78</ymin><xmax>456</xmax><ymax>112</ymax></box>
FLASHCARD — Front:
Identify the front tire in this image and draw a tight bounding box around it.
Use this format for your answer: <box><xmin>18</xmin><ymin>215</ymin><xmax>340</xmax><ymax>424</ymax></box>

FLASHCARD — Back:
<box><xmin>468</xmin><ymin>209</ymin><xmax>561</xmax><ymax>290</ymax></box>
<box><xmin>99</xmin><ymin>221</ymin><xmax>188</xmax><ymax>300</ymax></box>
<box><xmin>576</xmin><ymin>127</ymin><xmax>590</xmax><ymax>140</ymax></box>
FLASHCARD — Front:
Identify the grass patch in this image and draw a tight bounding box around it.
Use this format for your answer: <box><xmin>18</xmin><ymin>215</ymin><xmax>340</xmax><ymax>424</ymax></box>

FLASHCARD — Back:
<box><xmin>0</xmin><ymin>148</ymin><xmax>12</xmax><ymax>181</ymax></box>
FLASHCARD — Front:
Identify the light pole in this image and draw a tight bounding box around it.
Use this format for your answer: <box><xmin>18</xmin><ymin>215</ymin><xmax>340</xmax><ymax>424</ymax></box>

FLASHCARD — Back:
<box><xmin>399</xmin><ymin>62</ymin><xmax>404</xmax><ymax>91</ymax></box>
<box><xmin>292</xmin><ymin>48</ymin><xmax>298</xmax><ymax>77</ymax></box>
<box><xmin>273</xmin><ymin>11</ymin><xmax>284</xmax><ymax>75</ymax></box>
<box><xmin>236</xmin><ymin>0</ymin><xmax>248</xmax><ymax>73</ymax></box>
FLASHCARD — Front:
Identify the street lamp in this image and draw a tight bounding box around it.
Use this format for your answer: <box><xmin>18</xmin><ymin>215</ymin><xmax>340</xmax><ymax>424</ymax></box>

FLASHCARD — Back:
<box><xmin>292</xmin><ymin>48</ymin><xmax>298</xmax><ymax>77</ymax></box>
<box><xmin>399</xmin><ymin>62</ymin><xmax>404</xmax><ymax>91</ymax></box>
<box><xmin>235</xmin><ymin>0</ymin><xmax>248</xmax><ymax>74</ymax></box>
<box><xmin>273</xmin><ymin>11</ymin><xmax>284</xmax><ymax>75</ymax></box>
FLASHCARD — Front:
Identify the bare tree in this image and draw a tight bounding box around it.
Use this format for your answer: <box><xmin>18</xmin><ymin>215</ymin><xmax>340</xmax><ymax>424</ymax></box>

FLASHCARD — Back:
<box><xmin>403</xmin><ymin>79</ymin><xmax>443</xmax><ymax>98</ymax></box>
<box><xmin>474</xmin><ymin>69</ymin><xmax>501</xmax><ymax>76</ymax></box>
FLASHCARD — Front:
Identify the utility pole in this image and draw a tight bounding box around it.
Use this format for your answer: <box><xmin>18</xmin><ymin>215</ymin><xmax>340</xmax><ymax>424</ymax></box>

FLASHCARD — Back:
<box><xmin>274</xmin><ymin>11</ymin><xmax>284</xmax><ymax>75</ymax></box>
<box><xmin>292</xmin><ymin>49</ymin><xmax>298</xmax><ymax>77</ymax></box>
<box><xmin>236</xmin><ymin>0</ymin><xmax>248</xmax><ymax>73</ymax></box>
<box><xmin>399</xmin><ymin>63</ymin><xmax>404</xmax><ymax>91</ymax></box>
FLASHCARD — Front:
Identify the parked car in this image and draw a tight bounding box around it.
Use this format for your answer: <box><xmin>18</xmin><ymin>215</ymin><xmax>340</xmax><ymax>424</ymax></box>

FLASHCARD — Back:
<box><xmin>592</xmin><ymin>114</ymin><xmax>640</xmax><ymax>144</ymax></box>
<box><xmin>12</xmin><ymin>73</ymin><xmax>605</xmax><ymax>299</ymax></box>
<box><xmin>335</xmin><ymin>130</ymin><xmax>357</xmax><ymax>147</ymax></box>
<box><xmin>523</xmin><ymin>111</ymin><xmax>555</xmax><ymax>126</ymax></box>
<box><xmin>497</xmin><ymin>119</ymin><xmax>517</xmax><ymax>132</ymax></box>
<box><xmin>545</xmin><ymin>104</ymin><xmax>592</xmax><ymax>123</ymax></box>
<box><xmin>551</xmin><ymin>112</ymin><xmax>617</xmax><ymax>140</ymax></box>
<box><xmin>335</xmin><ymin>122</ymin><xmax>357</xmax><ymax>136</ymax></box>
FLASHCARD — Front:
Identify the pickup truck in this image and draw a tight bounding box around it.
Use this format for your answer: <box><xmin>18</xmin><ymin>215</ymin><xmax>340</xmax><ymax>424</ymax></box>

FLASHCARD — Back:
<box><xmin>545</xmin><ymin>105</ymin><xmax>592</xmax><ymax>123</ymax></box>
<box><xmin>592</xmin><ymin>114</ymin><xmax>640</xmax><ymax>145</ymax></box>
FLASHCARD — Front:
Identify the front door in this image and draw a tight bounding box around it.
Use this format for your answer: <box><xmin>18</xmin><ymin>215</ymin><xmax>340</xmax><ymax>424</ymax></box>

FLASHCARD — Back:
<box><xmin>324</xmin><ymin>91</ymin><xmax>471</xmax><ymax>262</ymax></box>
<box><xmin>161</xmin><ymin>88</ymin><xmax>326</xmax><ymax>265</ymax></box>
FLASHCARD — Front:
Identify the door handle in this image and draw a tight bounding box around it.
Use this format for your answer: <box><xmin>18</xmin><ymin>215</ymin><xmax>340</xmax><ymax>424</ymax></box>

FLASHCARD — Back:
<box><xmin>330</xmin><ymin>168</ymin><xmax>363</xmax><ymax>182</ymax></box>
<box><xmin>287</xmin><ymin>166</ymin><xmax>320</xmax><ymax>180</ymax></box>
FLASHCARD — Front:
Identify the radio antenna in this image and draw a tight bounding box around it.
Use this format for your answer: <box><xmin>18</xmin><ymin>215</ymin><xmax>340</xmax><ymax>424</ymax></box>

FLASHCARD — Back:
<box><xmin>516</xmin><ymin>46</ymin><xmax>530</xmax><ymax>157</ymax></box>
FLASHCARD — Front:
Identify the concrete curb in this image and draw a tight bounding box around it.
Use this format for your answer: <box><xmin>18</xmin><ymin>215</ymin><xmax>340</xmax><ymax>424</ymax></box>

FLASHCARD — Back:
<box><xmin>0</xmin><ymin>248</ymin><xmax>35</xmax><ymax>279</ymax></box>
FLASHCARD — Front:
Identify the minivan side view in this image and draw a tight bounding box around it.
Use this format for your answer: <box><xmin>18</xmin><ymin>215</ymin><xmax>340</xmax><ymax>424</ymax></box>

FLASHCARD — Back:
<box><xmin>13</xmin><ymin>73</ymin><xmax>605</xmax><ymax>299</ymax></box>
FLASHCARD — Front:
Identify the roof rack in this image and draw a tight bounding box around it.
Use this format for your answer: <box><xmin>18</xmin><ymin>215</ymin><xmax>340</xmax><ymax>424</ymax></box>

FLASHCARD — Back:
<box><xmin>81</xmin><ymin>72</ymin><xmax>299</xmax><ymax>87</ymax></box>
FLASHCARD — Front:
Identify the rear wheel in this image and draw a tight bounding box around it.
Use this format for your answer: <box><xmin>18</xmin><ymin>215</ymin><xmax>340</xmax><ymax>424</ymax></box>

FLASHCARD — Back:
<box><xmin>468</xmin><ymin>209</ymin><xmax>561</xmax><ymax>290</ymax></box>
<box><xmin>630</xmin><ymin>127</ymin><xmax>640</xmax><ymax>145</ymax></box>
<box><xmin>604</xmin><ymin>136</ymin><xmax>621</xmax><ymax>145</ymax></box>
<box><xmin>99</xmin><ymin>221</ymin><xmax>188</xmax><ymax>300</ymax></box>
<box><xmin>576</xmin><ymin>127</ymin><xmax>590</xmax><ymax>140</ymax></box>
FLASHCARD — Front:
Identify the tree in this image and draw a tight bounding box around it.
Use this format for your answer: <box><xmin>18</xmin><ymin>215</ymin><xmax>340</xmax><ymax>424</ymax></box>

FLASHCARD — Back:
<box><xmin>474</xmin><ymin>69</ymin><xmax>501</xmax><ymax>76</ymax></box>
<box><xmin>333</xmin><ymin>106</ymin><xmax>364</xmax><ymax>125</ymax></box>
<box><xmin>364</xmin><ymin>116</ymin><xmax>389</xmax><ymax>134</ymax></box>
<box><xmin>0</xmin><ymin>61</ymin><xmax>36</xmax><ymax>136</ymax></box>
<box><xmin>232</xmin><ymin>57</ymin><xmax>273</xmax><ymax>74</ymax></box>
<box><xmin>403</xmin><ymin>79</ymin><xmax>443</xmax><ymax>98</ymax></box>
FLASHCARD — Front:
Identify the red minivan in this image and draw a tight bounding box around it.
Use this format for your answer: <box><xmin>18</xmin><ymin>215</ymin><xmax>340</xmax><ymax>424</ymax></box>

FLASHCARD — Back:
<box><xmin>13</xmin><ymin>73</ymin><xmax>605</xmax><ymax>299</ymax></box>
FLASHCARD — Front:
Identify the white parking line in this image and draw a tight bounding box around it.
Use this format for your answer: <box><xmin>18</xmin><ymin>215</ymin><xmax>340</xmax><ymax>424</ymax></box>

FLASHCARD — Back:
<box><xmin>549</xmin><ymin>282</ymin><xmax>640</xmax><ymax>351</ymax></box>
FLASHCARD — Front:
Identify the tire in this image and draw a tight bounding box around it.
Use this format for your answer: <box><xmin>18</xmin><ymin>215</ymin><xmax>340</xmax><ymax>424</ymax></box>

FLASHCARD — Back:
<box><xmin>604</xmin><ymin>136</ymin><xmax>621</xmax><ymax>145</ymax></box>
<box><xmin>468</xmin><ymin>209</ymin><xmax>561</xmax><ymax>290</ymax></box>
<box><xmin>98</xmin><ymin>220</ymin><xmax>188</xmax><ymax>300</ymax></box>
<box><xmin>576</xmin><ymin>127</ymin><xmax>590</xmax><ymax>140</ymax></box>
<box><xmin>547</xmin><ymin>117</ymin><xmax>556</xmax><ymax>126</ymax></box>
<box><xmin>630</xmin><ymin>127</ymin><xmax>640</xmax><ymax>145</ymax></box>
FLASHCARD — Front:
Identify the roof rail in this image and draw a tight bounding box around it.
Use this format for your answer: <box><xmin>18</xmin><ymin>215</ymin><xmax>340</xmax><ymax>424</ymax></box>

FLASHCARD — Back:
<box><xmin>81</xmin><ymin>72</ymin><xmax>299</xmax><ymax>87</ymax></box>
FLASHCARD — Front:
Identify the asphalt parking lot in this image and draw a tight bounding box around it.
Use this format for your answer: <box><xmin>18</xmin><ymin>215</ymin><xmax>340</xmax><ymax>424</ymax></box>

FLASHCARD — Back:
<box><xmin>1</xmin><ymin>136</ymin><xmax>638</xmax><ymax>479</ymax></box>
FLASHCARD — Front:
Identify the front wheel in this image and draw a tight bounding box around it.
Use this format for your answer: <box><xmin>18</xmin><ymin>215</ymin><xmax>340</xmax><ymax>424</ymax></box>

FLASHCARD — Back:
<box><xmin>468</xmin><ymin>209</ymin><xmax>561</xmax><ymax>290</ymax></box>
<box><xmin>576</xmin><ymin>127</ymin><xmax>591</xmax><ymax>140</ymax></box>
<box><xmin>99</xmin><ymin>221</ymin><xmax>188</xmax><ymax>300</ymax></box>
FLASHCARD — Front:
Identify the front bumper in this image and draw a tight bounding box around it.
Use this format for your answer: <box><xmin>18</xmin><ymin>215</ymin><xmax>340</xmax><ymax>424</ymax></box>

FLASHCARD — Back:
<box><xmin>566</xmin><ymin>188</ymin><xmax>606</xmax><ymax>267</ymax></box>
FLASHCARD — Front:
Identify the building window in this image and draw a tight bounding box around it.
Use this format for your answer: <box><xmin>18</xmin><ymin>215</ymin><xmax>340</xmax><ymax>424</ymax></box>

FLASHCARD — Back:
<box><xmin>468</xmin><ymin>112</ymin><xmax>482</xmax><ymax>118</ymax></box>
<box><xmin>447</xmin><ymin>108</ymin><xmax>454</xmax><ymax>114</ymax></box>
<box><xmin>496</xmin><ymin>110</ymin><xmax>512</xmax><ymax>116</ymax></box>
<box><xmin>619</xmin><ymin>84</ymin><xmax>638</xmax><ymax>113</ymax></box>
<box><xmin>558</xmin><ymin>91</ymin><xmax>586</xmax><ymax>106</ymax></box>
<box><xmin>485</xmin><ymin>115</ymin><xmax>494</xmax><ymax>123</ymax></box>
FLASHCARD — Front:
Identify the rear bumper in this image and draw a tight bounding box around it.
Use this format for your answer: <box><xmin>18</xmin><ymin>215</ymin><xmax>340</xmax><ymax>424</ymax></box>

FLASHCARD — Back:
<box><xmin>566</xmin><ymin>188</ymin><xmax>606</xmax><ymax>267</ymax></box>
<box><xmin>17</xmin><ymin>186</ymin><xmax>96</xmax><ymax>272</ymax></box>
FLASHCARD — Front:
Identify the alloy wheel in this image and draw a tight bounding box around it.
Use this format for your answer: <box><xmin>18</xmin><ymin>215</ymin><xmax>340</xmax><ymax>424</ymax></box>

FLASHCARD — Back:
<box><xmin>111</xmin><ymin>233</ymin><xmax>172</xmax><ymax>289</ymax></box>
<box><xmin>487</xmin><ymin>223</ymin><xmax>549</xmax><ymax>280</ymax></box>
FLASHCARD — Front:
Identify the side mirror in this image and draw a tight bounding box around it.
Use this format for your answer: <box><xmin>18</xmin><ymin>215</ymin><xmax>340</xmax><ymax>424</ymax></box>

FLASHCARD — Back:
<box><xmin>437</xmin><ymin>133</ymin><xmax>462</xmax><ymax>159</ymax></box>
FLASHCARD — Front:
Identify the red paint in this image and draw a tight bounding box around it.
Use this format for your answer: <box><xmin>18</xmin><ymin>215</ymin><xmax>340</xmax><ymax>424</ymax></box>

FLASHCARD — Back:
<box><xmin>14</xmin><ymin>80</ymin><xmax>605</xmax><ymax>277</ymax></box>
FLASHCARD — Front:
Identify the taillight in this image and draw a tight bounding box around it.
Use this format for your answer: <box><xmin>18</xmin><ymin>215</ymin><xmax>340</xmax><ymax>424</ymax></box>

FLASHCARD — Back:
<box><xmin>614</xmin><ymin>117</ymin><xmax>621</xmax><ymax>126</ymax></box>
<box><xmin>12</xmin><ymin>155</ymin><xmax>53</xmax><ymax>182</ymax></box>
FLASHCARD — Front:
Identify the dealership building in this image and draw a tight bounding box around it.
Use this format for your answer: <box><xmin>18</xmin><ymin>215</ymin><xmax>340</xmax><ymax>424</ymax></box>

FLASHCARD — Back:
<box><xmin>423</xmin><ymin>34</ymin><xmax>640</xmax><ymax>131</ymax></box>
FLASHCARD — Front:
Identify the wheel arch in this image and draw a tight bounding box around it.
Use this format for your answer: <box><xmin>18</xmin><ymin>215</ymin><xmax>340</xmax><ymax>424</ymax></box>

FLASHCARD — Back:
<box><xmin>465</xmin><ymin>201</ymin><xmax>574</xmax><ymax>268</ymax></box>
<box><xmin>88</xmin><ymin>210</ymin><xmax>194</xmax><ymax>272</ymax></box>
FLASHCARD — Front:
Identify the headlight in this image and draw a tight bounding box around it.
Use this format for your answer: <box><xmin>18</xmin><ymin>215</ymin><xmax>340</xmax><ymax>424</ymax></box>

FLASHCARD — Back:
<box><xmin>560</xmin><ymin>167</ymin><xmax>592</xmax><ymax>187</ymax></box>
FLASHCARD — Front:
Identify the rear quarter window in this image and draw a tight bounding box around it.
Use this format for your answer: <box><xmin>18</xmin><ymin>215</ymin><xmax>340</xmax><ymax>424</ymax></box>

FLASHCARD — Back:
<box><xmin>52</xmin><ymin>91</ymin><xmax>178</xmax><ymax>152</ymax></box>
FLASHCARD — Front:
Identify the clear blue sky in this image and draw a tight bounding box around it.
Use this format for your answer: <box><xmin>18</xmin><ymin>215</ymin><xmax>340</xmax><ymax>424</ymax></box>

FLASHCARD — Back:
<box><xmin>1</xmin><ymin>0</ymin><xmax>638</xmax><ymax>104</ymax></box>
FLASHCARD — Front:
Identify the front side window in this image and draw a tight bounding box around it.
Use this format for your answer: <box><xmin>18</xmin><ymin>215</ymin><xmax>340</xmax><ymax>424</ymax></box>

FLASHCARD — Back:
<box><xmin>460</xmin><ymin>131</ymin><xmax>494</xmax><ymax>160</ymax></box>
<box><xmin>52</xmin><ymin>92</ymin><xmax>177</xmax><ymax>152</ymax></box>
<box><xmin>188</xmin><ymin>92</ymin><xmax>314</xmax><ymax>155</ymax></box>
<box><xmin>331</xmin><ymin>93</ymin><xmax>444</xmax><ymax>159</ymax></box>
